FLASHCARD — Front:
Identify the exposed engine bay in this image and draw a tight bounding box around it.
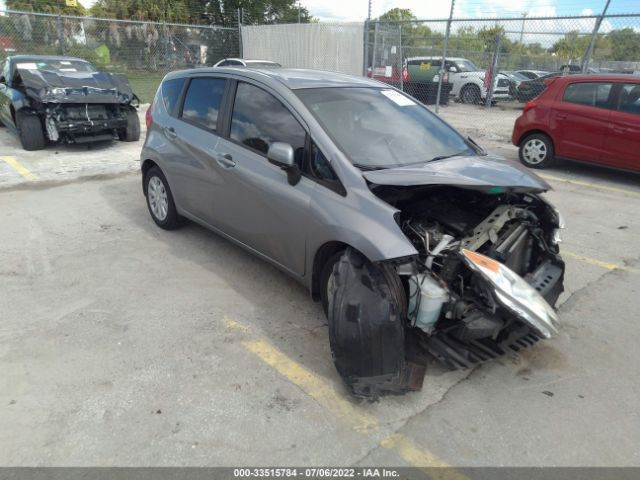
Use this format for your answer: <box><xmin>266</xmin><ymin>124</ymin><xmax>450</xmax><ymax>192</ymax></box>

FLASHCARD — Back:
<box><xmin>327</xmin><ymin>183</ymin><xmax>565</xmax><ymax>399</ymax></box>
<box><xmin>43</xmin><ymin>102</ymin><xmax>132</xmax><ymax>143</ymax></box>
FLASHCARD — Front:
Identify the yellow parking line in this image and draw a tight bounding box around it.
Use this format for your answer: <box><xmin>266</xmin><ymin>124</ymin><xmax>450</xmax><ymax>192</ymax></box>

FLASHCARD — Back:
<box><xmin>380</xmin><ymin>434</ymin><xmax>468</xmax><ymax>479</ymax></box>
<box><xmin>240</xmin><ymin>333</ymin><xmax>465</xmax><ymax>475</ymax></box>
<box><xmin>243</xmin><ymin>338</ymin><xmax>378</xmax><ymax>434</ymax></box>
<box><xmin>539</xmin><ymin>174</ymin><xmax>640</xmax><ymax>198</ymax></box>
<box><xmin>1</xmin><ymin>156</ymin><xmax>35</xmax><ymax>181</ymax></box>
<box><xmin>563</xmin><ymin>250</ymin><xmax>639</xmax><ymax>274</ymax></box>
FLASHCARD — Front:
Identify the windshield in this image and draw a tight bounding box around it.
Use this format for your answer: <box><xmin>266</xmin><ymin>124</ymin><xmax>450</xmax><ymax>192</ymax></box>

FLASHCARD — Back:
<box><xmin>455</xmin><ymin>60</ymin><xmax>479</xmax><ymax>72</ymax></box>
<box><xmin>15</xmin><ymin>59</ymin><xmax>96</xmax><ymax>73</ymax></box>
<box><xmin>504</xmin><ymin>71</ymin><xmax>529</xmax><ymax>81</ymax></box>
<box><xmin>296</xmin><ymin>87</ymin><xmax>475</xmax><ymax>169</ymax></box>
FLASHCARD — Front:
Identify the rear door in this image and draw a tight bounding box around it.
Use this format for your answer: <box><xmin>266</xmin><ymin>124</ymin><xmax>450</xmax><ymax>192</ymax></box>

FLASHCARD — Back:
<box><xmin>602</xmin><ymin>83</ymin><xmax>640</xmax><ymax>171</ymax></box>
<box><xmin>166</xmin><ymin>76</ymin><xmax>228</xmax><ymax>224</ymax></box>
<box><xmin>551</xmin><ymin>81</ymin><xmax>614</xmax><ymax>164</ymax></box>
<box><xmin>210</xmin><ymin>80</ymin><xmax>315</xmax><ymax>275</ymax></box>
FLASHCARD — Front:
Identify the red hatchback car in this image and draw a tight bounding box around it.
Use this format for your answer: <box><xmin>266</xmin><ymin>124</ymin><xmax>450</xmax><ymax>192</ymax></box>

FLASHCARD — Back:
<box><xmin>512</xmin><ymin>74</ymin><xmax>640</xmax><ymax>171</ymax></box>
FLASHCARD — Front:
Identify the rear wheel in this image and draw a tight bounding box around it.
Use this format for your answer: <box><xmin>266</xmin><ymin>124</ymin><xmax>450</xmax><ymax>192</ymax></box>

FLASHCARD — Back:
<box><xmin>519</xmin><ymin>133</ymin><xmax>555</xmax><ymax>169</ymax></box>
<box><xmin>460</xmin><ymin>84</ymin><xmax>481</xmax><ymax>104</ymax></box>
<box><xmin>144</xmin><ymin>166</ymin><xmax>181</xmax><ymax>230</ymax></box>
<box><xmin>16</xmin><ymin>111</ymin><xmax>46</xmax><ymax>151</ymax></box>
<box><xmin>119</xmin><ymin>109</ymin><xmax>140</xmax><ymax>142</ymax></box>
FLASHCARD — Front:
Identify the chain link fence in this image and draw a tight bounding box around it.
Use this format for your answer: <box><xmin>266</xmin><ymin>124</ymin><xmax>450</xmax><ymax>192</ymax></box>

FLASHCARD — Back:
<box><xmin>366</xmin><ymin>13</ymin><xmax>640</xmax><ymax>145</ymax></box>
<box><xmin>0</xmin><ymin>9</ymin><xmax>240</xmax><ymax>102</ymax></box>
<box><xmin>1</xmin><ymin>9</ymin><xmax>639</xmax><ymax>141</ymax></box>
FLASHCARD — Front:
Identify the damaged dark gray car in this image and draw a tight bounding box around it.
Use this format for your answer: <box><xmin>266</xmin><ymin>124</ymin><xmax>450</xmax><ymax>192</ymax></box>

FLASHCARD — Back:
<box><xmin>141</xmin><ymin>68</ymin><xmax>565</xmax><ymax>399</ymax></box>
<box><xmin>0</xmin><ymin>55</ymin><xmax>140</xmax><ymax>150</ymax></box>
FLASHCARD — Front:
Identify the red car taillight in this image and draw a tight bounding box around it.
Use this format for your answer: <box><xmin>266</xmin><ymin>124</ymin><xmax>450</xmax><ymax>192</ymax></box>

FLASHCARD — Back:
<box><xmin>523</xmin><ymin>101</ymin><xmax>537</xmax><ymax>114</ymax></box>
<box><xmin>145</xmin><ymin>100</ymin><xmax>153</xmax><ymax>130</ymax></box>
<box><xmin>402</xmin><ymin>67</ymin><xmax>409</xmax><ymax>81</ymax></box>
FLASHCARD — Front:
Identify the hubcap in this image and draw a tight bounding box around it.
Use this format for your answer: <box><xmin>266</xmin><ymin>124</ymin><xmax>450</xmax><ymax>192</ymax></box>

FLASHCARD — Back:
<box><xmin>148</xmin><ymin>176</ymin><xmax>169</xmax><ymax>221</ymax></box>
<box><xmin>522</xmin><ymin>138</ymin><xmax>548</xmax><ymax>164</ymax></box>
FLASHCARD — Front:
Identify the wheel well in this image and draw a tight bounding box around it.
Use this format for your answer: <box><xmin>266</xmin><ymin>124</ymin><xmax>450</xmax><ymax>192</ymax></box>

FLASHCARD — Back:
<box><xmin>141</xmin><ymin>159</ymin><xmax>159</xmax><ymax>194</ymax></box>
<box><xmin>518</xmin><ymin>129</ymin><xmax>553</xmax><ymax>148</ymax></box>
<box><xmin>310</xmin><ymin>241</ymin><xmax>350</xmax><ymax>301</ymax></box>
<box><xmin>462</xmin><ymin>83</ymin><xmax>480</xmax><ymax>92</ymax></box>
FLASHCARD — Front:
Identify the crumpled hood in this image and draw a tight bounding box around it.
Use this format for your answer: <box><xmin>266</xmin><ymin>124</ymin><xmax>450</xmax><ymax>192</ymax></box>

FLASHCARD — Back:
<box><xmin>18</xmin><ymin>69</ymin><xmax>135</xmax><ymax>104</ymax></box>
<box><xmin>362</xmin><ymin>154</ymin><xmax>551</xmax><ymax>193</ymax></box>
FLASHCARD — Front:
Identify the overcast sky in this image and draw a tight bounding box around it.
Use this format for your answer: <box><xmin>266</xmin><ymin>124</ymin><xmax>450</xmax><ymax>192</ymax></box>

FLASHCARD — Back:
<box><xmin>301</xmin><ymin>0</ymin><xmax>638</xmax><ymax>21</ymax></box>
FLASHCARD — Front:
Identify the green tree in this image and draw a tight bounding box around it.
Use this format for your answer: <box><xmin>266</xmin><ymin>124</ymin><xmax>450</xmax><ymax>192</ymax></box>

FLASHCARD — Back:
<box><xmin>378</xmin><ymin>7</ymin><xmax>414</xmax><ymax>22</ymax></box>
<box><xmin>6</xmin><ymin>0</ymin><xmax>86</xmax><ymax>15</ymax></box>
<box><xmin>607</xmin><ymin>28</ymin><xmax>640</xmax><ymax>61</ymax></box>
<box><xmin>550</xmin><ymin>31</ymin><xmax>609</xmax><ymax>62</ymax></box>
<box><xmin>89</xmin><ymin>0</ymin><xmax>312</xmax><ymax>25</ymax></box>
<box><xmin>90</xmin><ymin>0</ymin><xmax>190</xmax><ymax>23</ymax></box>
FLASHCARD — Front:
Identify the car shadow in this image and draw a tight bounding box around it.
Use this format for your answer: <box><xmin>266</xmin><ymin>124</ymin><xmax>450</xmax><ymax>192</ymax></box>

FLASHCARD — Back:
<box><xmin>547</xmin><ymin>159</ymin><xmax>640</xmax><ymax>189</ymax></box>
<box><xmin>99</xmin><ymin>176</ymin><xmax>454</xmax><ymax>403</ymax></box>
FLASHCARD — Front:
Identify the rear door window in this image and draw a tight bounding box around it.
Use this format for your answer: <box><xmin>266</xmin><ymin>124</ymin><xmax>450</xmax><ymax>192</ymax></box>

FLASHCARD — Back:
<box><xmin>230</xmin><ymin>82</ymin><xmax>306</xmax><ymax>157</ymax></box>
<box><xmin>616</xmin><ymin>84</ymin><xmax>640</xmax><ymax>115</ymax></box>
<box><xmin>180</xmin><ymin>77</ymin><xmax>226</xmax><ymax>131</ymax></box>
<box><xmin>161</xmin><ymin>77</ymin><xmax>186</xmax><ymax>116</ymax></box>
<box><xmin>563</xmin><ymin>82</ymin><xmax>613</xmax><ymax>109</ymax></box>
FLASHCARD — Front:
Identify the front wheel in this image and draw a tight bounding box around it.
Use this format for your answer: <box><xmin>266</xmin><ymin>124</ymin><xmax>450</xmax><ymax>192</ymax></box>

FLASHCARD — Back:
<box><xmin>324</xmin><ymin>248</ymin><xmax>424</xmax><ymax>399</ymax></box>
<box><xmin>16</xmin><ymin>111</ymin><xmax>46</xmax><ymax>151</ymax></box>
<box><xmin>519</xmin><ymin>133</ymin><xmax>555</xmax><ymax>169</ymax></box>
<box><xmin>144</xmin><ymin>166</ymin><xmax>181</xmax><ymax>230</ymax></box>
<box><xmin>460</xmin><ymin>84</ymin><xmax>481</xmax><ymax>104</ymax></box>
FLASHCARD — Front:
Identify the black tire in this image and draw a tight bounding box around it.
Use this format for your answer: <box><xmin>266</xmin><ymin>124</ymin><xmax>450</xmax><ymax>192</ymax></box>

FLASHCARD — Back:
<box><xmin>16</xmin><ymin>111</ymin><xmax>46</xmax><ymax>151</ymax></box>
<box><xmin>119</xmin><ymin>109</ymin><xmax>140</xmax><ymax>142</ymax></box>
<box><xmin>319</xmin><ymin>250</ymin><xmax>345</xmax><ymax>317</ymax></box>
<box><xmin>518</xmin><ymin>133</ymin><xmax>555</xmax><ymax>169</ymax></box>
<box><xmin>144</xmin><ymin>166</ymin><xmax>182</xmax><ymax>230</ymax></box>
<box><xmin>326</xmin><ymin>248</ymin><xmax>422</xmax><ymax>399</ymax></box>
<box><xmin>460</xmin><ymin>84</ymin><xmax>481</xmax><ymax>104</ymax></box>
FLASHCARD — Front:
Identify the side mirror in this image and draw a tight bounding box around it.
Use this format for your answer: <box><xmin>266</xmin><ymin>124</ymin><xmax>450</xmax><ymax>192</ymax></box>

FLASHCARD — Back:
<box><xmin>267</xmin><ymin>142</ymin><xmax>301</xmax><ymax>186</ymax></box>
<box><xmin>267</xmin><ymin>142</ymin><xmax>295</xmax><ymax>169</ymax></box>
<box><xmin>449</xmin><ymin>66</ymin><xmax>458</xmax><ymax>73</ymax></box>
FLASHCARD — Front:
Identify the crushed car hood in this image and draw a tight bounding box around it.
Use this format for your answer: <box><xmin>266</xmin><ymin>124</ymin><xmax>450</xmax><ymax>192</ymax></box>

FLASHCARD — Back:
<box><xmin>362</xmin><ymin>155</ymin><xmax>551</xmax><ymax>193</ymax></box>
<box><xmin>18</xmin><ymin>69</ymin><xmax>135</xmax><ymax>104</ymax></box>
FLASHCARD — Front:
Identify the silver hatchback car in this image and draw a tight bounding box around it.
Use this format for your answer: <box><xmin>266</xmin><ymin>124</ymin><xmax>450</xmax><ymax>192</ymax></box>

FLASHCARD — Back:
<box><xmin>141</xmin><ymin>68</ymin><xmax>565</xmax><ymax>398</ymax></box>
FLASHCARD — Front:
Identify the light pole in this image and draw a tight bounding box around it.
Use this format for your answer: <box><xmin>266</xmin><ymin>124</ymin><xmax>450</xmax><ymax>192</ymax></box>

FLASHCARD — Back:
<box><xmin>581</xmin><ymin>0</ymin><xmax>611</xmax><ymax>72</ymax></box>
<box><xmin>519</xmin><ymin>12</ymin><xmax>527</xmax><ymax>44</ymax></box>
<box><xmin>363</xmin><ymin>0</ymin><xmax>373</xmax><ymax>76</ymax></box>
<box><xmin>435</xmin><ymin>0</ymin><xmax>455</xmax><ymax>114</ymax></box>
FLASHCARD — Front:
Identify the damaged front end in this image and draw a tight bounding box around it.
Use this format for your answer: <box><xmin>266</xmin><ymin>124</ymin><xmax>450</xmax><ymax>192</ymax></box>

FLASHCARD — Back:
<box><xmin>18</xmin><ymin>68</ymin><xmax>137</xmax><ymax>144</ymax></box>
<box><xmin>328</xmin><ymin>157</ymin><xmax>565</xmax><ymax>398</ymax></box>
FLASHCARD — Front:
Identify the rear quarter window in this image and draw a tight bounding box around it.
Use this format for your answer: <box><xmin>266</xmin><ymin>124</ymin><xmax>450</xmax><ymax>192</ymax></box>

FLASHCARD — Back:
<box><xmin>161</xmin><ymin>77</ymin><xmax>186</xmax><ymax>116</ymax></box>
<box><xmin>562</xmin><ymin>82</ymin><xmax>613</xmax><ymax>109</ymax></box>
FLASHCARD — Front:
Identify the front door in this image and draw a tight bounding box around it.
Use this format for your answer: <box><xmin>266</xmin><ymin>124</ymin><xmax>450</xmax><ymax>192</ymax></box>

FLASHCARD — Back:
<box><xmin>209</xmin><ymin>81</ymin><xmax>313</xmax><ymax>275</ymax></box>
<box><xmin>602</xmin><ymin>83</ymin><xmax>640</xmax><ymax>171</ymax></box>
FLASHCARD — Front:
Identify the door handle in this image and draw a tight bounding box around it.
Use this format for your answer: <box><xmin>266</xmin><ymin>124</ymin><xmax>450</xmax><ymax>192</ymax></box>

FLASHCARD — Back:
<box><xmin>556</xmin><ymin>113</ymin><xmax>568</xmax><ymax>120</ymax></box>
<box><xmin>611</xmin><ymin>125</ymin><xmax>627</xmax><ymax>134</ymax></box>
<box><xmin>164</xmin><ymin>126</ymin><xmax>177</xmax><ymax>139</ymax></box>
<box><xmin>215</xmin><ymin>153</ymin><xmax>236</xmax><ymax>169</ymax></box>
